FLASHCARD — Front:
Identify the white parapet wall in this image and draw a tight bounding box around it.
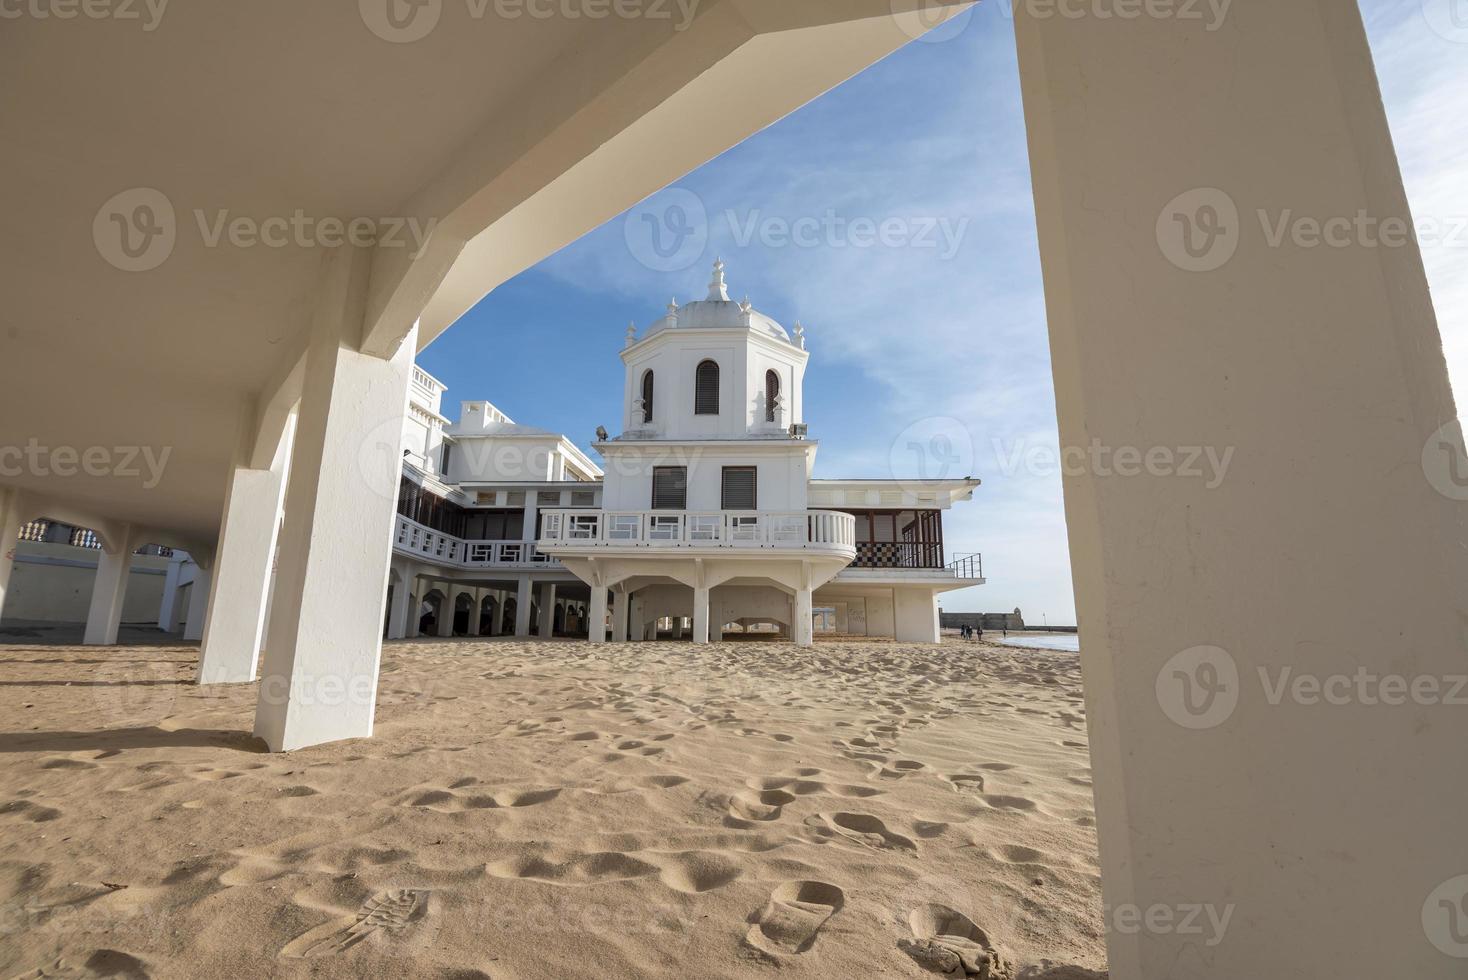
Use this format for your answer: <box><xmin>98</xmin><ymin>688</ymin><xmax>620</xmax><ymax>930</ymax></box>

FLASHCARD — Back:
<box><xmin>1</xmin><ymin>542</ymin><xmax>170</xmax><ymax>625</ymax></box>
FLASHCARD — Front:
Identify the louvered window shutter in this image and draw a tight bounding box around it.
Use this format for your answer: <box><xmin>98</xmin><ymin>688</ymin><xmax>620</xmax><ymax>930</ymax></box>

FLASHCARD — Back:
<box><xmin>652</xmin><ymin>467</ymin><xmax>687</xmax><ymax>509</ymax></box>
<box><xmin>721</xmin><ymin>467</ymin><xmax>757</xmax><ymax>510</ymax></box>
<box><xmin>695</xmin><ymin>360</ymin><xmax>720</xmax><ymax>415</ymax></box>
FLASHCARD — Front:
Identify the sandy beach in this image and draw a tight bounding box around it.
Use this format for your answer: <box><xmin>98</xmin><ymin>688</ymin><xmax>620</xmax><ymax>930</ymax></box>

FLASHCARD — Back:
<box><xmin>0</xmin><ymin>638</ymin><xmax>1107</xmax><ymax>979</ymax></box>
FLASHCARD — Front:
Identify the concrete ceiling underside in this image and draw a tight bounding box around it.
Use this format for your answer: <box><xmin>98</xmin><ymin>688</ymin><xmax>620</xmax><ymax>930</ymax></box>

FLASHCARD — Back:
<box><xmin>0</xmin><ymin>0</ymin><xmax>974</xmax><ymax>542</ymax></box>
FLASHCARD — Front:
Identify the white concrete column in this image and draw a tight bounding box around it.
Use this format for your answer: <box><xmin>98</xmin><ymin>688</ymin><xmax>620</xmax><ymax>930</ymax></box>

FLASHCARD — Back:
<box><xmin>485</xmin><ymin>589</ymin><xmax>502</xmax><ymax>636</ymax></box>
<box><xmin>406</xmin><ymin>578</ymin><xmax>423</xmax><ymax>638</ymax></box>
<box><xmin>522</xmin><ymin>494</ymin><xmax>539</xmax><ymax>548</ymax></box>
<box><xmin>1015</xmin><ymin>5</ymin><xmax>1466</xmax><ymax>977</ymax></box>
<box><xmin>386</xmin><ymin>566</ymin><xmax>412</xmax><ymax>640</ymax></box>
<box><xmin>691</xmin><ymin>587</ymin><xmax>709</xmax><ymax>645</ymax></box>
<box><xmin>182</xmin><ymin>564</ymin><xmax>211</xmax><ymax>642</ymax></box>
<box><xmin>83</xmin><ymin>526</ymin><xmax>134</xmax><ymax>646</ymax></box>
<box><xmin>514</xmin><ymin>575</ymin><xmax>533</xmax><ymax>637</ymax></box>
<box><xmin>0</xmin><ymin>488</ymin><xmax>22</xmax><ymax>624</ymax></box>
<box><xmin>157</xmin><ymin>556</ymin><xmax>185</xmax><ymax>631</ymax></box>
<box><xmin>628</xmin><ymin>594</ymin><xmax>643</xmax><ymax>642</ymax></box>
<box><xmin>611</xmin><ymin>588</ymin><xmax>629</xmax><ymax>644</ymax></box>
<box><xmin>252</xmin><ymin>249</ymin><xmax>414</xmax><ymax>752</ymax></box>
<box><xmin>893</xmin><ymin>589</ymin><xmax>940</xmax><ymax>644</ymax></box>
<box><xmin>538</xmin><ymin>582</ymin><xmax>557</xmax><ymax>637</ymax></box>
<box><xmin>792</xmin><ymin>587</ymin><xmax>813</xmax><ymax>649</ymax></box>
<box><xmin>436</xmin><ymin>584</ymin><xmax>457</xmax><ymax>637</ymax></box>
<box><xmin>198</xmin><ymin>414</ymin><xmax>293</xmax><ymax>683</ymax></box>
<box><xmin>587</xmin><ymin>588</ymin><xmax>607</xmax><ymax>644</ymax></box>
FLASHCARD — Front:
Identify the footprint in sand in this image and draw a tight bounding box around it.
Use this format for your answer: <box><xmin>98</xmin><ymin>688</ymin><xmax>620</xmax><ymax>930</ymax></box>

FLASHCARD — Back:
<box><xmin>875</xmin><ymin>759</ymin><xmax>927</xmax><ymax>780</ymax></box>
<box><xmin>727</xmin><ymin>789</ymin><xmax>797</xmax><ymax>822</ymax></box>
<box><xmin>745</xmin><ymin>880</ymin><xmax>844</xmax><ymax>955</ymax></box>
<box><xmin>280</xmin><ymin>888</ymin><xmax>429</xmax><ymax>959</ymax></box>
<box><xmin>1</xmin><ymin>800</ymin><xmax>61</xmax><ymax>823</ymax></box>
<box><xmin>38</xmin><ymin>757</ymin><xmax>98</xmax><ymax>771</ymax></box>
<box><xmin>943</xmin><ymin>773</ymin><xmax>986</xmax><ymax>794</ymax></box>
<box><xmin>899</xmin><ymin>903</ymin><xmax>1012</xmax><ymax>979</ymax></box>
<box><xmin>399</xmin><ymin>786</ymin><xmax>561</xmax><ymax>812</ymax></box>
<box><xmin>12</xmin><ymin>949</ymin><xmax>150</xmax><ymax>979</ymax></box>
<box><xmin>816</xmin><ymin>812</ymin><xmax>917</xmax><ymax>851</ymax></box>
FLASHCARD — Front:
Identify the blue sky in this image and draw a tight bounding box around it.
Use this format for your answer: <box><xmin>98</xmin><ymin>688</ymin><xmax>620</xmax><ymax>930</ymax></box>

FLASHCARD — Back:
<box><xmin>420</xmin><ymin>2</ymin><xmax>1467</xmax><ymax>625</ymax></box>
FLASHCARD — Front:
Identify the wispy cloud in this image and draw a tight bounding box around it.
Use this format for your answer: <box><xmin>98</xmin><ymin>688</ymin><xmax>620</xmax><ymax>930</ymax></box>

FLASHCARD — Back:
<box><xmin>1363</xmin><ymin>4</ymin><xmax>1468</xmax><ymax>395</ymax></box>
<box><xmin>455</xmin><ymin>2</ymin><xmax>1464</xmax><ymax>627</ymax></box>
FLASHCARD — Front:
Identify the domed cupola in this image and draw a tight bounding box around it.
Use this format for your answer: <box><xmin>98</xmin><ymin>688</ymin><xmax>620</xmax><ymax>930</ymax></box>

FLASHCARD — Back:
<box><xmin>619</xmin><ymin>260</ymin><xmax>809</xmax><ymax>442</ymax></box>
<box><xmin>643</xmin><ymin>260</ymin><xmax>797</xmax><ymax>346</ymax></box>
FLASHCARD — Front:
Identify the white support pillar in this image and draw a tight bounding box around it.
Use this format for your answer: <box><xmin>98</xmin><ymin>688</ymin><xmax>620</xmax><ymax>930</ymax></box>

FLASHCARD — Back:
<box><xmin>691</xmin><ymin>591</ymin><xmax>709</xmax><ymax>645</ymax></box>
<box><xmin>157</xmin><ymin>556</ymin><xmax>185</xmax><ymax>631</ymax></box>
<box><xmin>1015</xmin><ymin>5</ymin><xmax>1466</xmax><ymax>977</ymax></box>
<box><xmin>611</xmin><ymin>588</ymin><xmax>629</xmax><ymax>644</ymax></box>
<box><xmin>628</xmin><ymin>594</ymin><xmax>644</xmax><ymax>642</ymax></box>
<box><xmin>587</xmin><ymin>587</ymin><xmax>607</xmax><ymax>644</ymax></box>
<box><xmin>522</xmin><ymin>494</ymin><xmax>539</xmax><ymax>551</ymax></box>
<box><xmin>84</xmin><ymin>527</ymin><xmax>134</xmax><ymax>646</ymax></box>
<box><xmin>893</xmin><ymin>588</ymin><xmax>940</xmax><ymax>644</ymax></box>
<box><xmin>406</xmin><ymin>578</ymin><xmax>423</xmax><ymax>639</ymax></box>
<box><xmin>198</xmin><ymin>414</ymin><xmax>293</xmax><ymax>683</ymax></box>
<box><xmin>793</xmin><ymin>589</ymin><xmax>813</xmax><ymax>649</ymax></box>
<box><xmin>252</xmin><ymin>249</ymin><xmax>414</xmax><ymax>753</ymax></box>
<box><xmin>514</xmin><ymin>575</ymin><xmax>533</xmax><ymax>637</ymax></box>
<box><xmin>182</xmin><ymin>564</ymin><xmax>211</xmax><ymax>642</ymax></box>
<box><xmin>436</xmin><ymin>584</ymin><xmax>458</xmax><ymax>637</ymax></box>
<box><xmin>386</xmin><ymin>566</ymin><xmax>412</xmax><ymax>640</ymax></box>
<box><xmin>0</xmin><ymin>487</ymin><xmax>21</xmax><ymax>624</ymax></box>
<box><xmin>486</xmin><ymin>589</ymin><xmax>502</xmax><ymax>636</ymax></box>
<box><xmin>538</xmin><ymin>582</ymin><xmax>557</xmax><ymax>637</ymax></box>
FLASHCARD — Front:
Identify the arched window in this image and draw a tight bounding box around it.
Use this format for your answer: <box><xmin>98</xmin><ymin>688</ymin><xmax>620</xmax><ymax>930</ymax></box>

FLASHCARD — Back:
<box><xmin>694</xmin><ymin>359</ymin><xmax>720</xmax><ymax>415</ymax></box>
<box><xmin>640</xmin><ymin>369</ymin><xmax>654</xmax><ymax>423</ymax></box>
<box><xmin>765</xmin><ymin>369</ymin><xmax>781</xmax><ymax>423</ymax></box>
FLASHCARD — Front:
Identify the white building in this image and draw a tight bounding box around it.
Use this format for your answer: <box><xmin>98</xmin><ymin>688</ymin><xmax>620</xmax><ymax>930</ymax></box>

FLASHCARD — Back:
<box><xmin>383</xmin><ymin>366</ymin><xmax>606</xmax><ymax>642</ymax></box>
<box><xmin>386</xmin><ymin>261</ymin><xmax>983</xmax><ymax>646</ymax></box>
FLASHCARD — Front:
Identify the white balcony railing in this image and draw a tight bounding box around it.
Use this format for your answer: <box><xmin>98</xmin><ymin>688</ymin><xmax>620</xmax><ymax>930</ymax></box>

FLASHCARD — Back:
<box><xmin>537</xmin><ymin>509</ymin><xmax>857</xmax><ymax>556</ymax></box>
<box><xmin>393</xmin><ymin>515</ymin><xmax>558</xmax><ymax>568</ymax></box>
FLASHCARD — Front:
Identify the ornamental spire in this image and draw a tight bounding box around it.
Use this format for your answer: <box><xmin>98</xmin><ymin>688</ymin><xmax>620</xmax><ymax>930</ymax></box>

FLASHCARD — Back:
<box><xmin>707</xmin><ymin>258</ymin><xmax>730</xmax><ymax>301</ymax></box>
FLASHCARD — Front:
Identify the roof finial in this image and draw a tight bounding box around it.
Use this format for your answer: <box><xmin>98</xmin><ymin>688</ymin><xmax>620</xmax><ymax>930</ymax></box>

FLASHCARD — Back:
<box><xmin>793</xmin><ymin>320</ymin><xmax>806</xmax><ymax>350</ymax></box>
<box><xmin>626</xmin><ymin>321</ymin><xmax>637</xmax><ymax>348</ymax></box>
<box><xmin>707</xmin><ymin>257</ymin><xmax>730</xmax><ymax>301</ymax></box>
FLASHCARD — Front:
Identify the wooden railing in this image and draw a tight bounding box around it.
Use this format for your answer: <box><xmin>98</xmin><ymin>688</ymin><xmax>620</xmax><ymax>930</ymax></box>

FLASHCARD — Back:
<box><xmin>538</xmin><ymin>509</ymin><xmax>857</xmax><ymax>556</ymax></box>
